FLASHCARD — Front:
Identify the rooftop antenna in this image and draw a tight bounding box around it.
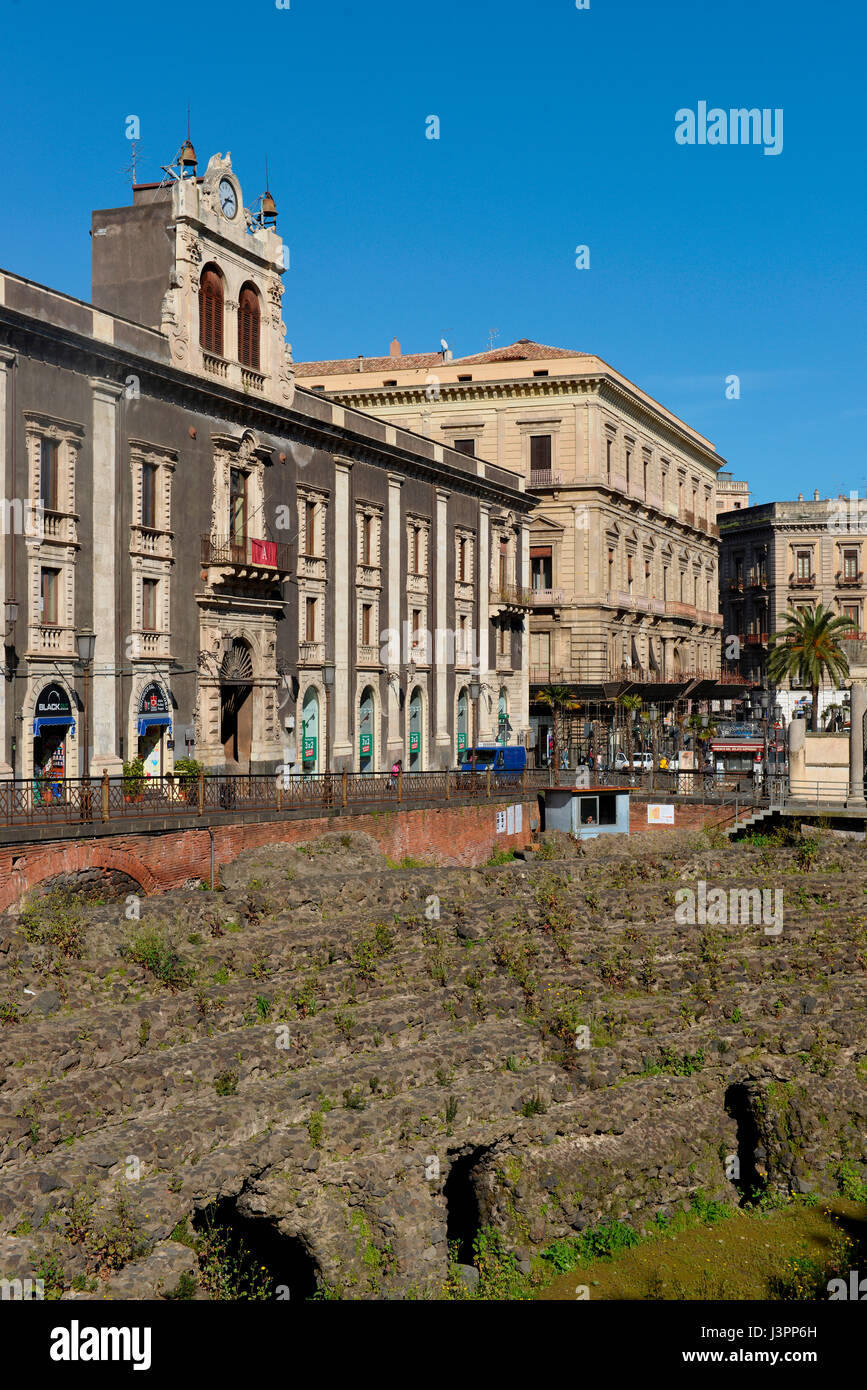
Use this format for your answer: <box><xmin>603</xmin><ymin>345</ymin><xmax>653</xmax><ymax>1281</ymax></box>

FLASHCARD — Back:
<box><xmin>123</xmin><ymin>141</ymin><xmax>144</xmax><ymax>189</ymax></box>
<box><xmin>487</xmin><ymin>327</ymin><xmax>500</xmax><ymax>350</ymax></box>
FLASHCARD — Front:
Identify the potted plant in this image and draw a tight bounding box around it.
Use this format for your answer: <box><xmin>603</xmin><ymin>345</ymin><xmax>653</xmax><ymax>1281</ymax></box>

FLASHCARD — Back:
<box><xmin>174</xmin><ymin>756</ymin><xmax>203</xmax><ymax>805</ymax></box>
<box><xmin>122</xmin><ymin>756</ymin><xmax>146</xmax><ymax>802</ymax></box>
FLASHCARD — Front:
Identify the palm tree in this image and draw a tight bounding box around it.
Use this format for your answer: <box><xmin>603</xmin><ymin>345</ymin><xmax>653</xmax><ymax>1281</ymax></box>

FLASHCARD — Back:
<box><xmin>688</xmin><ymin>712</ymin><xmax>718</xmax><ymax>759</ymax></box>
<box><xmin>538</xmin><ymin>684</ymin><xmax>579</xmax><ymax>773</ymax></box>
<box><xmin>767</xmin><ymin>605</ymin><xmax>856</xmax><ymax>732</ymax></box>
<box><xmin>616</xmin><ymin>694</ymin><xmax>643</xmax><ymax>770</ymax></box>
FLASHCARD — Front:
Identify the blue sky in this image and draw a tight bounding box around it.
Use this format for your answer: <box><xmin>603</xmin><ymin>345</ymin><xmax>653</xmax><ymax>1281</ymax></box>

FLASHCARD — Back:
<box><xmin>0</xmin><ymin>0</ymin><xmax>864</xmax><ymax>504</ymax></box>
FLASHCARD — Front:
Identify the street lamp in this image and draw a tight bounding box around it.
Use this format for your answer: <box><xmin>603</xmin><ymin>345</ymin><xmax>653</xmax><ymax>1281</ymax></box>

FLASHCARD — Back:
<box><xmin>3</xmin><ymin>600</ymin><xmax>19</xmax><ymax>686</ymax></box>
<box><xmin>469</xmin><ymin>678</ymin><xmax>481</xmax><ymax>773</ymax></box>
<box><xmin>76</xmin><ymin>628</ymin><xmax>96</xmax><ymax>779</ymax></box>
<box><xmin>322</xmin><ymin>663</ymin><xmax>335</xmax><ymax>772</ymax></box>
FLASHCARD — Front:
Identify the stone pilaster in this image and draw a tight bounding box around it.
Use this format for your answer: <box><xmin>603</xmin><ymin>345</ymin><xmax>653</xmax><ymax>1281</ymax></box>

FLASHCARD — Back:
<box><xmin>477</xmin><ymin>501</ymin><xmax>493</xmax><ymax>741</ymax></box>
<box><xmin>788</xmin><ymin>714</ymin><xmax>806</xmax><ymax>791</ymax></box>
<box><xmin>89</xmin><ymin>379</ymin><xmax>124</xmax><ymax>775</ymax></box>
<box><xmin>331</xmin><ymin>459</ymin><xmax>353</xmax><ymax>765</ymax></box>
<box><xmin>846</xmin><ymin>681</ymin><xmax>866</xmax><ymax>808</ymax></box>
<box><xmin>386</xmin><ymin>473</ymin><xmax>403</xmax><ymax>764</ymax></box>
<box><xmin>434</xmin><ymin>487</ymin><xmax>450</xmax><ymax>764</ymax></box>
<box><xmin>518</xmin><ymin>519</ymin><xmax>530</xmax><ymax>740</ymax></box>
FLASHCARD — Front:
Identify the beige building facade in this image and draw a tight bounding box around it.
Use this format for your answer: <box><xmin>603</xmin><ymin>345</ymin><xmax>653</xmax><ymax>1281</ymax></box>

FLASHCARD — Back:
<box><xmin>721</xmin><ymin>494</ymin><xmax>866</xmax><ymax>721</ymax></box>
<box><xmin>296</xmin><ymin>339</ymin><xmax>725</xmax><ymax>691</ymax></box>
<box><xmin>716</xmin><ymin>470</ymin><xmax>752</xmax><ymax>515</ymax></box>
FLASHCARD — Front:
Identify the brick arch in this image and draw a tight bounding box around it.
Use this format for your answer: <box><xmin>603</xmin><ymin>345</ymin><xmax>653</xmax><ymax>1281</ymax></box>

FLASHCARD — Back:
<box><xmin>0</xmin><ymin>843</ymin><xmax>160</xmax><ymax>913</ymax></box>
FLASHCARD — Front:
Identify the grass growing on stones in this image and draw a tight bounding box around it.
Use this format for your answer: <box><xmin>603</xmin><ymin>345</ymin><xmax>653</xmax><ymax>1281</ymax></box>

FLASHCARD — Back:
<box><xmin>19</xmin><ymin>890</ymin><xmax>84</xmax><ymax>961</ymax></box>
<box><xmin>122</xmin><ymin>927</ymin><xmax>194</xmax><ymax>991</ymax></box>
<box><xmin>2</xmin><ymin>827</ymin><xmax>865</xmax><ymax>1300</ymax></box>
<box><xmin>63</xmin><ymin>1181</ymin><xmax>146</xmax><ymax>1278</ymax></box>
<box><xmin>539</xmin><ymin>1197</ymin><xmax>865</xmax><ymax>1301</ymax></box>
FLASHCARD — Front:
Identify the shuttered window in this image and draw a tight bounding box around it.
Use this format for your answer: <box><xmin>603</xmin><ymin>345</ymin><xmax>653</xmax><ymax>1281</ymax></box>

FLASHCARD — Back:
<box><xmin>199</xmin><ymin>266</ymin><xmax>224</xmax><ymax>356</ymax></box>
<box><xmin>238</xmin><ymin>284</ymin><xmax>260</xmax><ymax>369</ymax></box>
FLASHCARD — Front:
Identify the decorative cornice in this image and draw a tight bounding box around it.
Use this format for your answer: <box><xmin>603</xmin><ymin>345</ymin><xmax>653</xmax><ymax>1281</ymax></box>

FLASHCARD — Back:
<box><xmin>0</xmin><ymin>305</ymin><xmax>531</xmax><ymax>513</ymax></box>
<box><xmin>326</xmin><ymin>371</ymin><xmax>722</xmax><ymax>471</ymax></box>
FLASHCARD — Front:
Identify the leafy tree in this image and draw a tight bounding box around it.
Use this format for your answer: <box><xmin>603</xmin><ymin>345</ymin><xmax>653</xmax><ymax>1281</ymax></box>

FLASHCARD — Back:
<box><xmin>767</xmin><ymin>605</ymin><xmax>856</xmax><ymax>732</ymax></box>
<box><xmin>688</xmin><ymin>712</ymin><xmax>718</xmax><ymax>758</ymax></box>
<box><xmin>538</xmin><ymin>684</ymin><xmax>579</xmax><ymax>771</ymax></box>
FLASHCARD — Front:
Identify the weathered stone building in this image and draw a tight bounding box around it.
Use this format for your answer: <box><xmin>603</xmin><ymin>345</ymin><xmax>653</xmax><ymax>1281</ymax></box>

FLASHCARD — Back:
<box><xmin>295</xmin><ymin>338</ymin><xmax>725</xmax><ymax>693</ymax></box>
<box><xmin>0</xmin><ymin>150</ymin><xmax>531</xmax><ymax>781</ymax></box>
<box><xmin>721</xmin><ymin>493</ymin><xmax>865</xmax><ymax>719</ymax></box>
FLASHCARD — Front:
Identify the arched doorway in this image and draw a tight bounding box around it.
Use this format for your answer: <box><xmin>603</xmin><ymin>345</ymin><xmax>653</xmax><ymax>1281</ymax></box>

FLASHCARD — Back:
<box><xmin>359</xmin><ymin>686</ymin><xmax>375</xmax><ymax>772</ymax></box>
<box><xmin>301</xmin><ymin>687</ymin><xmax>320</xmax><ymax>773</ymax></box>
<box><xmin>137</xmin><ymin>682</ymin><xmax>172</xmax><ymax>778</ymax></box>
<box><xmin>220</xmin><ymin>639</ymin><xmax>254</xmax><ymax>771</ymax></box>
<box><xmin>32</xmin><ymin>682</ymin><xmax>75</xmax><ymax>794</ymax></box>
<box><xmin>456</xmin><ymin>687</ymin><xmax>469</xmax><ymax>764</ymax></box>
<box><xmin>407</xmin><ymin>686</ymin><xmax>423</xmax><ymax>771</ymax></box>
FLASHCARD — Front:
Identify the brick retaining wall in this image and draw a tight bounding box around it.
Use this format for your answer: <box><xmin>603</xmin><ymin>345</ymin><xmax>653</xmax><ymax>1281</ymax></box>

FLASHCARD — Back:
<box><xmin>0</xmin><ymin>799</ymin><xmax>539</xmax><ymax>911</ymax></box>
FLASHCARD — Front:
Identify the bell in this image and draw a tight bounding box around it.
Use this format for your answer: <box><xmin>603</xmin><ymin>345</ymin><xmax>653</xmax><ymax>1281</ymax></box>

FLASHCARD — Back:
<box><xmin>261</xmin><ymin>188</ymin><xmax>278</xmax><ymax>227</ymax></box>
<box><xmin>179</xmin><ymin>138</ymin><xmax>197</xmax><ymax>171</ymax></box>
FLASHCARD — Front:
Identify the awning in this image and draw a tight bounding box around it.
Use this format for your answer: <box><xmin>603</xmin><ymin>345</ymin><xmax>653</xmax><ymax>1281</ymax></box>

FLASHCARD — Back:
<box><xmin>137</xmin><ymin>715</ymin><xmax>172</xmax><ymax>736</ymax></box>
<box><xmin>33</xmin><ymin>716</ymin><xmax>75</xmax><ymax>735</ymax></box>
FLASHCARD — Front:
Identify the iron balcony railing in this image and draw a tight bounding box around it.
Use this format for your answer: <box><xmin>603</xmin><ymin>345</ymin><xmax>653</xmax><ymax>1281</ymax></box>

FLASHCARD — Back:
<box><xmin>490</xmin><ymin>583</ymin><xmax>534</xmax><ymax>608</ymax></box>
<box><xmin>201</xmin><ymin>535</ymin><xmax>291</xmax><ymax>573</ymax></box>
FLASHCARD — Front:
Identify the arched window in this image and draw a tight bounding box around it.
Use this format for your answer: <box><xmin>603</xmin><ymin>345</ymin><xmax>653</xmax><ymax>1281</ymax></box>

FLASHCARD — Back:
<box><xmin>199</xmin><ymin>266</ymin><xmax>224</xmax><ymax>356</ymax></box>
<box><xmin>238</xmin><ymin>284</ymin><xmax>261</xmax><ymax>370</ymax></box>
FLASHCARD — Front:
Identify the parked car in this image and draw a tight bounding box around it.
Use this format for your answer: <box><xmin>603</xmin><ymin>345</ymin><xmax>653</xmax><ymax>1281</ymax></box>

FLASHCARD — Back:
<box><xmin>614</xmin><ymin>751</ymin><xmax>653</xmax><ymax>772</ymax></box>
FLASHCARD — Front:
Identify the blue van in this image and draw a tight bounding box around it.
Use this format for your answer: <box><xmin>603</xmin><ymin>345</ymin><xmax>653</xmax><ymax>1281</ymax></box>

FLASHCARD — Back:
<box><xmin>459</xmin><ymin>745</ymin><xmax>527</xmax><ymax>773</ymax></box>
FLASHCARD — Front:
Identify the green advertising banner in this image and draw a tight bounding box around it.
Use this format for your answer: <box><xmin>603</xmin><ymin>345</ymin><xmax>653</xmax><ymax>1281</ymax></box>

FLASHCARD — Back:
<box><xmin>302</xmin><ymin>736</ymin><xmax>317</xmax><ymax>762</ymax></box>
<box><xmin>409</xmin><ymin>731</ymin><xmax>420</xmax><ymax>753</ymax></box>
<box><xmin>457</xmin><ymin>732</ymin><xmax>467</xmax><ymax>754</ymax></box>
<box><xmin>359</xmin><ymin>732</ymin><xmax>372</xmax><ymax>757</ymax></box>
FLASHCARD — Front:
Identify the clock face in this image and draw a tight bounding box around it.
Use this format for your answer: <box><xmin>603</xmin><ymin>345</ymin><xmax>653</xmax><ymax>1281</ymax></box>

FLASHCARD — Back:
<box><xmin>218</xmin><ymin>178</ymin><xmax>237</xmax><ymax>219</ymax></box>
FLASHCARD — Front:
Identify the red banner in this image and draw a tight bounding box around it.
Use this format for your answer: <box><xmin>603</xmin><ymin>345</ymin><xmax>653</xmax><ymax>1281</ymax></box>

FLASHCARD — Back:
<box><xmin>251</xmin><ymin>539</ymin><xmax>277</xmax><ymax>566</ymax></box>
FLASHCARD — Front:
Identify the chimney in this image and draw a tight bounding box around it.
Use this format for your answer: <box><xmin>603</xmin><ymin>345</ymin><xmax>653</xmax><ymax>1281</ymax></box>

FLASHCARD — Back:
<box><xmin>798</xmin><ymin>493</ymin><xmax>803</xmax><ymax>501</ymax></box>
<box><xmin>389</xmin><ymin>337</ymin><xmax>401</xmax><ymax>357</ymax></box>
<box><xmin>357</xmin><ymin>353</ymin><xmax>364</xmax><ymax>372</ymax></box>
<box><xmin>813</xmin><ymin>489</ymin><xmax>820</xmax><ymax>501</ymax></box>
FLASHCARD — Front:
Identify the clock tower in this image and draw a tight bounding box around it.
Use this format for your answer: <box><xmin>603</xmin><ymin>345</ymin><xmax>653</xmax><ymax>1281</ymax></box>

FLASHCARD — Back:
<box><xmin>92</xmin><ymin>149</ymin><xmax>294</xmax><ymax>408</ymax></box>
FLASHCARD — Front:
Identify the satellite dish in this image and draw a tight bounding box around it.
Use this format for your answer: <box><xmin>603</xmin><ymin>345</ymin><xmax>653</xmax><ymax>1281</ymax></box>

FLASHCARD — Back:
<box><xmin>440</xmin><ymin>338</ymin><xmax>449</xmax><ymax>351</ymax></box>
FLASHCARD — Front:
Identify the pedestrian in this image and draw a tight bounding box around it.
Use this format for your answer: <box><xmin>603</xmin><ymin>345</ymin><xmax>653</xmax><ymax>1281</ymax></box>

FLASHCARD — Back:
<box><xmin>387</xmin><ymin>757</ymin><xmax>401</xmax><ymax>791</ymax></box>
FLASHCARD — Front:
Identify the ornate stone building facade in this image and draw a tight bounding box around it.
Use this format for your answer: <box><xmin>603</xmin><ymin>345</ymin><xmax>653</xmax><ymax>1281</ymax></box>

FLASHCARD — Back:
<box><xmin>721</xmin><ymin>495</ymin><xmax>866</xmax><ymax>720</ymax></box>
<box><xmin>0</xmin><ymin>152</ymin><xmax>531</xmax><ymax>780</ymax></box>
<box><xmin>295</xmin><ymin>339</ymin><xmax>724</xmax><ymax>696</ymax></box>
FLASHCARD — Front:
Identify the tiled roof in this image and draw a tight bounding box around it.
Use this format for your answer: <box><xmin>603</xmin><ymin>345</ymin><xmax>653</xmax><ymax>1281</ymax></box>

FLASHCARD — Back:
<box><xmin>294</xmin><ymin>339</ymin><xmax>590</xmax><ymax>377</ymax></box>
<box><xmin>452</xmin><ymin>339</ymin><xmax>589</xmax><ymax>365</ymax></box>
<box><xmin>294</xmin><ymin>352</ymin><xmax>444</xmax><ymax>378</ymax></box>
